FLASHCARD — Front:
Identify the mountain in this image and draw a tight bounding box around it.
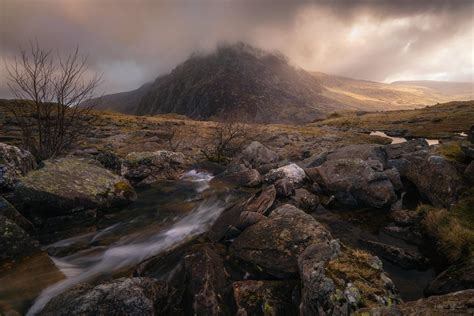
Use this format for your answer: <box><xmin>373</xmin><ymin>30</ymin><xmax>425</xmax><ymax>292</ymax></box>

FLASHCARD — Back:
<box><xmin>392</xmin><ymin>80</ymin><xmax>473</xmax><ymax>98</ymax></box>
<box><xmin>86</xmin><ymin>43</ymin><xmax>473</xmax><ymax>123</ymax></box>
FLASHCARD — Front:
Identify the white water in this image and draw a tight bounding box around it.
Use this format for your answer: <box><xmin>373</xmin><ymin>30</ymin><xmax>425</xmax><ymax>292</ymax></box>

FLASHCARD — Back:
<box><xmin>370</xmin><ymin>131</ymin><xmax>439</xmax><ymax>145</ymax></box>
<box><xmin>27</xmin><ymin>170</ymin><xmax>224</xmax><ymax>315</ymax></box>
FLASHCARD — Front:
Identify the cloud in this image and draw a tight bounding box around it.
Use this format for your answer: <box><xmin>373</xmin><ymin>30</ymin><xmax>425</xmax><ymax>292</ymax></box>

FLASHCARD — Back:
<box><xmin>0</xmin><ymin>0</ymin><xmax>472</xmax><ymax>97</ymax></box>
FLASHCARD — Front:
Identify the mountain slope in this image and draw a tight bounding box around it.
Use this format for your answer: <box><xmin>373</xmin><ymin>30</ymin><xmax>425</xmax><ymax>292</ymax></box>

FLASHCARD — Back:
<box><xmin>392</xmin><ymin>80</ymin><xmax>473</xmax><ymax>98</ymax></box>
<box><xmin>85</xmin><ymin>43</ymin><xmax>473</xmax><ymax>123</ymax></box>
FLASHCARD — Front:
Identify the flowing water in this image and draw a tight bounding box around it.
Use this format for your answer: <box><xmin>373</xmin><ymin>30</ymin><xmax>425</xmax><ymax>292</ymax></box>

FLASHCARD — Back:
<box><xmin>370</xmin><ymin>131</ymin><xmax>439</xmax><ymax>145</ymax></box>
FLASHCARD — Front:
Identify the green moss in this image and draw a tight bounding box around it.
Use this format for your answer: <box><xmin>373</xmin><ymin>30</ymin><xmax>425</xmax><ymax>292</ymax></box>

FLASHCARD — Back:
<box><xmin>263</xmin><ymin>301</ymin><xmax>273</xmax><ymax>315</ymax></box>
<box><xmin>435</xmin><ymin>141</ymin><xmax>466</xmax><ymax>163</ymax></box>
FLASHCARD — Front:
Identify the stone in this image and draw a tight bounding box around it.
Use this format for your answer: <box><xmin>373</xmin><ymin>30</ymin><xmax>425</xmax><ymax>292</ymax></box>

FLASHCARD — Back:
<box><xmin>326</xmin><ymin>144</ymin><xmax>387</xmax><ymax>165</ymax></box>
<box><xmin>274</xmin><ymin>178</ymin><xmax>295</xmax><ymax>197</ymax></box>
<box><xmin>425</xmin><ymin>258</ymin><xmax>474</xmax><ymax>296</ymax></box>
<box><xmin>231</xmin><ymin>204</ymin><xmax>332</xmax><ymax>277</ymax></box>
<box><xmin>461</xmin><ymin>143</ymin><xmax>474</xmax><ymax>159</ymax></box>
<box><xmin>264</xmin><ymin>163</ymin><xmax>307</xmax><ymax>185</ymax></box>
<box><xmin>360</xmin><ymin>240</ymin><xmax>429</xmax><ymax>270</ymax></box>
<box><xmin>465</xmin><ymin>161</ymin><xmax>474</xmax><ymax>182</ymax></box>
<box><xmin>311</xmin><ymin>159</ymin><xmax>397</xmax><ymax>208</ymax></box>
<box><xmin>385</xmin><ymin>139</ymin><xmax>429</xmax><ymax>160</ymax></box>
<box><xmin>0</xmin><ymin>215</ymin><xmax>40</xmax><ymax>264</ymax></box>
<box><xmin>0</xmin><ymin>196</ymin><xmax>33</xmax><ymax>232</ymax></box>
<box><xmin>236</xmin><ymin>211</ymin><xmax>267</xmax><ymax>231</ymax></box>
<box><xmin>0</xmin><ymin>143</ymin><xmax>36</xmax><ymax>191</ymax></box>
<box><xmin>15</xmin><ymin>158</ymin><xmax>136</xmax><ymax>216</ymax></box>
<box><xmin>355</xmin><ymin>289</ymin><xmax>474</xmax><ymax>316</ymax></box>
<box><xmin>291</xmin><ymin>188</ymin><xmax>319</xmax><ymax>212</ymax></box>
<box><xmin>213</xmin><ymin>164</ymin><xmax>262</xmax><ymax>188</ymax></box>
<box><xmin>121</xmin><ymin>150</ymin><xmax>186</xmax><ymax>185</ymax></box>
<box><xmin>232</xmin><ymin>280</ymin><xmax>299</xmax><ymax>315</ymax></box>
<box><xmin>184</xmin><ymin>244</ymin><xmax>228</xmax><ymax>315</ymax></box>
<box><xmin>243</xmin><ymin>185</ymin><xmax>276</xmax><ymax>215</ymax></box>
<box><xmin>39</xmin><ymin>277</ymin><xmax>170</xmax><ymax>315</ymax></box>
<box><xmin>235</xmin><ymin>141</ymin><xmax>279</xmax><ymax>172</ymax></box>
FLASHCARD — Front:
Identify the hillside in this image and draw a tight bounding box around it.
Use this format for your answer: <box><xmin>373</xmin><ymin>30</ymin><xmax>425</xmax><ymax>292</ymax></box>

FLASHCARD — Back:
<box><xmin>85</xmin><ymin>43</ymin><xmax>473</xmax><ymax>123</ymax></box>
<box><xmin>392</xmin><ymin>80</ymin><xmax>473</xmax><ymax>98</ymax></box>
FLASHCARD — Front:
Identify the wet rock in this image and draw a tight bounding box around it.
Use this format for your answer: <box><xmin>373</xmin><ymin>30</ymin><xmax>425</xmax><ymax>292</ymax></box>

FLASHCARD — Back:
<box><xmin>388</xmin><ymin>152</ymin><xmax>464</xmax><ymax>208</ymax></box>
<box><xmin>361</xmin><ymin>240</ymin><xmax>429</xmax><ymax>270</ymax></box>
<box><xmin>310</xmin><ymin>159</ymin><xmax>397</xmax><ymax>208</ymax></box>
<box><xmin>465</xmin><ymin>161</ymin><xmax>474</xmax><ymax>182</ymax></box>
<box><xmin>0</xmin><ymin>143</ymin><xmax>36</xmax><ymax>191</ymax></box>
<box><xmin>39</xmin><ymin>277</ymin><xmax>170</xmax><ymax>315</ymax></box>
<box><xmin>425</xmin><ymin>258</ymin><xmax>474</xmax><ymax>296</ymax></box>
<box><xmin>232</xmin><ymin>280</ymin><xmax>299</xmax><ymax>315</ymax></box>
<box><xmin>291</xmin><ymin>188</ymin><xmax>319</xmax><ymax>212</ymax></box>
<box><xmin>184</xmin><ymin>244</ymin><xmax>228</xmax><ymax>315</ymax></box>
<box><xmin>209</xmin><ymin>199</ymin><xmax>249</xmax><ymax>241</ymax></box>
<box><xmin>231</xmin><ymin>204</ymin><xmax>332</xmax><ymax>277</ymax></box>
<box><xmin>274</xmin><ymin>178</ymin><xmax>295</xmax><ymax>197</ymax></box>
<box><xmin>0</xmin><ymin>196</ymin><xmax>33</xmax><ymax>232</ymax></box>
<box><xmin>213</xmin><ymin>164</ymin><xmax>262</xmax><ymax>187</ymax></box>
<box><xmin>236</xmin><ymin>211</ymin><xmax>267</xmax><ymax>231</ymax></box>
<box><xmin>0</xmin><ymin>215</ymin><xmax>40</xmax><ymax>263</ymax></box>
<box><xmin>461</xmin><ymin>143</ymin><xmax>474</xmax><ymax>159</ymax></box>
<box><xmin>243</xmin><ymin>185</ymin><xmax>276</xmax><ymax>215</ymax></box>
<box><xmin>355</xmin><ymin>289</ymin><xmax>474</xmax><ymax>316</ymax></box>
<box><xmin>15</xmin><ymin>157</ymin><xmax>136</xmax><ymax>216</ymax></box>
<box><xmin>121</xmin><ymin>150</ymin><xmax>186</xmax><ymax>185</ymax></box>
<box><xmin>235</xmin><ymin>141</ymin><xmax>279</xmax><ymax>172</ymax></box>
<box><xmin>264</xmin><ymin>163</ymin><xmax>307</xmax><ymax>186</ymax></box>
<box><xmin>382</xmin><ymin>225</ymin><xmax>424</xmax><ymax>246</ymax></box>
<box><xmin>390</xmin><ymin>209</ymin><xmax>421</xmax><ymax>226</ymax></box>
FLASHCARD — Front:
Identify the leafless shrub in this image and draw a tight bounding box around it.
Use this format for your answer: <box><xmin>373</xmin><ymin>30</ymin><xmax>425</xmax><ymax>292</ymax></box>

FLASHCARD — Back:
<box><xmin>164</xmin><ymin>125</ymin><xmax>182</xmax><ymax>152</ymax></box>
<box><xmin>201</xmin><ymin>120</ymin><xmax>250</xmax><ymax>163</ymax></box>
<box><xmin>4</xmin><ymin>41</ymin><xmax>101</xmax><ymax>161</ymax></box>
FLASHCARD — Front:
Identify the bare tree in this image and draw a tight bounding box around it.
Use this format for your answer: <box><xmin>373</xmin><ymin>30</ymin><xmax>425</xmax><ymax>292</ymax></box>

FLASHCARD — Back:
<box><xmin>201</xmin><ymin>120</ymin><xmax>250</xmax><ymax>163</ymax></box>
<box><xmin>164</xmin><ymin>125</ymin><xmax>182</xmax><ymax>152</ymax></box>
<box><xmin>4</xmin><ymin>41</ymin><xmax>101</xmax><ymax>160</ymax></box>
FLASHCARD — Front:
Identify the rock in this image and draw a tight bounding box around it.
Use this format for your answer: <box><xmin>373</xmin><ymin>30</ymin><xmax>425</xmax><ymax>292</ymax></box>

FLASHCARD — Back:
<box><xmin>231</xmin><ymin>204</ymin><xmax>332</xmax><ymax>277</ymax></box>
<box><xmin>461</xmin><ymin>143</ymin><xmax>474</xmax><ymax>159</ymax></box>
<box><xmin>360</xmin><ymin>240</ymin><xmax>429</xmax><ymax>270</ymax></box>
<box><xmin>0</xmin><ymin>196</ymin><xmax>33</xmax><ymax>232</ymax></box>
<box><xmin>311</xmin><ymin>159</ymin><xmax>397</xmax><ymax>208</ymax></box>
<box><xmin>299</xmin><ymin>243</ymin><xmax>400</xmax><ymax>315</ymax></box>
<box><xmin>326</xmin><ymin>144</ymin><xmax>387</xmax><ymax>165</ymax></box>
<box><xmin>39</xmin><ymin>277</ymin><xmax>170</xmax><ymax>315</ymax></box>
<box><xmin>383</xmin><ymin>168</ymin><xmax>403</xmax><ymax>191</ymax></box>
<box><xmin>355</xmin><ymin>289</ymin><xmax>474</xmax><ymax>315</ymax></box>
<box><xmin>303</xmin><ymin>152</ymin><xmax>328</xmax><ymax>168</ymax></box>
<box><xmin>243</xmin><ymin>185</ymin><xmax>276</xmax><ymax>215</ymax></box>
<box><xmin>291</xmin><ymin>188</ymin><xmax>319</xmax><ymax>212</ymax></box>
<box><xmin>465</xmin><ymin>161</ymin><xmax>474</xmax><ymax>182</ymax></box>
<box><xmin>232</xmin><ymin>280</ymin><xmax>299</xmax><ymax>315</ymax></box>
<box><xmin>382</xmin><ymin>225</ymin><xmax>424</xmax><ymax>246</ymax></box>
<box><xmin>390</xmin><ymin>209</ymin><xmax>421</xmax><ymax>226</ymax></box>
<box><xmin>236</xmin><ymin>211</ymin><xmax>267</xmax><ymax>231</ymax></box>
<box><xmin>469</xmin><ymin>125</ymin><xmax>474</xmax><ymax>144</ymax></box>
<box><xmin>208</xmin><ymin>199</ymin><xmax>249</xmax><ymax>241</ymax></box>
<box><xmin>235</xmin><ymin>141</ymin><xmax>279</xmax><ymax>172</ymax></box>
<box><xmin>15</xmin><ymin>158</ymin><xmax>136</xmax><ymax>215</ymax></box>
<box><xmin>0</xmin><ymin>143</ymin><xmax>36</xmax><ymax>191</ymax></box>
<box><xmin>264</xmin><ymin>163</ymin><xmax>307</xmax><ymax>185</ymax></box>
<box><xmin>0</xmin><ymin>215</ymin><xmax>40</xmax><ymax>263</ymax></box>
<box><xmin>388</xmin><ymin>152</ymin><xmax>464</xmax><ymax>208</ymax></box>
<box><xmin>274</xmin><ymin>178</ymin><xmax>295</xmax><ymax>197</ymax></box>
<box><xmin>425</xmin><ymin>258</ymin><xmax>474</xmax><ymax>296</ymax></box>
<box><xmin>213</xmin><ymin>164</ymin><xmax>262</xmax><ymax>188</ymax></box>
<box><xmin>121</xmin><ymin>150</ymin><xmax>186</xmax><ymax>185</ymax></box>
<box><xmin>385</xmin><ymin>139</ymin><xmax>429</xmax><ymax>160</ymax></box>
<box><xmin>184</xmin><ymin>244</ymin><xmax>228</xmax><ymax>315</ymax></box>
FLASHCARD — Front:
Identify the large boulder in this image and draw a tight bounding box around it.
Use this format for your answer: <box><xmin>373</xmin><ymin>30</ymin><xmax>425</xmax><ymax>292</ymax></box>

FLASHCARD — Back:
<box><xmin>243</xmin><ymin>185</ymin><xmax>276</xmax><ymax>215</ymax></box>
<box><xmin>235</xmin><ymin>141</ymin><xmax>279</xmax><ymax>173</ymax></box>
<box><xmin>0</xmin><ymin>143</ymin><xmax>36</xmax><ymax>191</ymax></box>
<box><xmin>425</xmin><ymin>258</ymin><xmax>474</xmax><ymax>296</ymax></box>
<box><xmin>212</xmin><ymin>164</ymin><xmax>262</xmax><ymax>188</ymax></box>
<box><xmin>299</xmin><ymin>243</ymin><xmax>400</xmax><ymax>315</ymax></box>
<box><xmin>183</xmin><ymin>244</ymin><xmax>228</xmax><ymax>315</ymax></box>
<box><xmin>232</xmin><ymin>280</ymin><xmax>300</xmax><ymax>315</ymax></box>
<box><xmin>231</xmin><ymin>204</ymin><xmax>332</xmax><ymax>277</ymax></box>
<box><xmin>355</xmin><ymin>289</ymin><xmax>474</xmax><ymax>315</ymax></box>
<box><xmin>39</xmin><ymin>277</ymin><xmax>170</xmax><ymax>315</ymax></box>
<box><xmin>388</xmin><ymin>152</ymin><xmax>464</xmax><ymax>208</ymax></box>
<box><xmin>385</xmin><ymin>139</ymin><xmax>429</xmax><ymax>160</ymax></box>
<box><xmin>309</xmin><ymin>158</ymin><xmax>397</xmax><ymax>208</ymax></box>
<box><xmin>264</xmin><ymin>163</ymin><xmax>307</xmax><ymax>186</ymax></box>
<box><xmin>304</xmin><ymin>144</ymin><xmax>387</xmax><ymax>168</ymax></box>
<box><xmin>15</xmin><ymin>157</ymin><xmax>136</xmax><ymax>215</ymax></box>
<box><xmin>0</xmin><ymin>215</ymin><xmax>40</xmax><ymax>264</ymax></box>
<box><xmin>121</xmin><ymin>150</ymin><xmax>186</xmax><ymax>185</ymax></box>
<box><xmin>0</xmin><ymin>196</ymin><xmax>33</xmax><ymax>232</ymax></box>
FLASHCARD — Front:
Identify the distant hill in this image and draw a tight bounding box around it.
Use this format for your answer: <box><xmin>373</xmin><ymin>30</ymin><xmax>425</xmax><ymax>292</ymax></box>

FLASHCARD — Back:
<box><xmin>392</xmin><ymin>80</ymin><xmax>473</xmax><ymax>97</ymax></box>
<box><xmin>84</xmin><ymin>43</ymin><xmax>474</xmax><ymax>123</ymax></box>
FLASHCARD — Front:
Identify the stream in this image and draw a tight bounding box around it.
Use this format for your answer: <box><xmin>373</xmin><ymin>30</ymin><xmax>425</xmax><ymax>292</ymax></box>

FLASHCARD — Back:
<box><xmin>3</xmin><ymin>169</ymin><xmax>439</xmax><ymax>314</ymax></box>
<box><xmin>370</xmin><ymin>131</ymin><xmax>439</xmax><ymax>145</ymax></box>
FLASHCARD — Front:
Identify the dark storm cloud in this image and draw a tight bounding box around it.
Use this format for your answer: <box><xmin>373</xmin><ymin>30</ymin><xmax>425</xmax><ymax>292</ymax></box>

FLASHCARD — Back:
<box><xmin>0</xmin><ymin>0</ymin><xmax>472</xmax><ymax>97</ymax></box>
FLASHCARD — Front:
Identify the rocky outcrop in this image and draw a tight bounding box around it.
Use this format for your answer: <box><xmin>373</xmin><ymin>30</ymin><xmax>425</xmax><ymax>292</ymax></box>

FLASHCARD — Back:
<box><xmin>39</xmin><ymin>277</ymin><xmax>171</xmax><ymax>315</ymax></box>
<box><xmin>15</xmin><ymin>157</ymin><xmax>136</xmax><ymax>215</ymax></box>
<box><xmin>0</xmin><ymin>196</ymin><xmax>33</xmax><ymax>232</ymax></box>
<box><xmin>121</xmin><ymin>150</ymin><xmax>186</xmax><ymax>185</ymax></box>
<box><xmin>0</xmin><ymin>143</ymin><xmax>36</xmax><ymax>191</ymax></box>
<box><xmin>232</xmin><ymin>280</ymin><xmax>300</xmax><ymax>315</ymax></box>
<box><xmin>309</xmin><ymin>158</ymin><xmax>397</xmax><ymax>208</ymax></box>
<box><xmin>231</xmin><ymin>204</ymin><xmax>332</xmax><ymax>277</ymax></box>
<box><xmin>264</xmin><ymin>163</ymin><xmax>307</xmax><ymax>185</ymax></box>
<box><xmin>355</xmin><ymin>289</ymin><xmax>474</xmax><ymax>315</ymax></box>
<box><xmin>425</xmin><ymin>258</ymin><xmax>474</xmax><ymax>296</ymax></box>
<box><xmin>304</xmin><ymin>144</ymin><xmax>387</xmax><ymax>168</ymax></box>
<box><xmin>183</xmin><ymin>244</ymin><xmax>228</xmax><ymax>315</ymax></box>
<box><xmin>234</xmin><ymin>141</ymin><xmax>279</xmax><ymax>173</ymax></box>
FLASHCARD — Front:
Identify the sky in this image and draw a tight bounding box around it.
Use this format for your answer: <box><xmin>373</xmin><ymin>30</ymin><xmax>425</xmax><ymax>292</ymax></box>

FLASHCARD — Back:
<box><xmin>1</xmin><ymin>0</ymin><xmax>473</xmax><ymax>98</ymax></box>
